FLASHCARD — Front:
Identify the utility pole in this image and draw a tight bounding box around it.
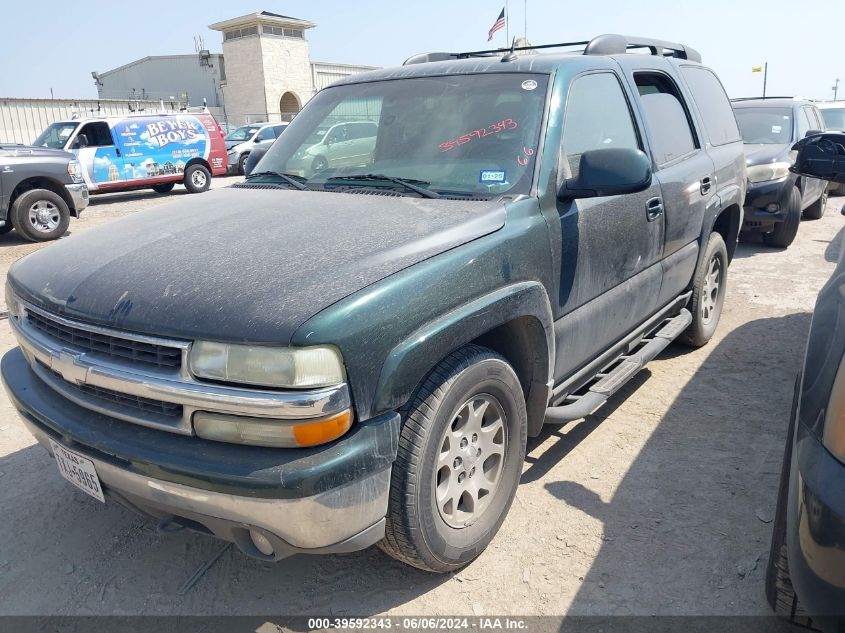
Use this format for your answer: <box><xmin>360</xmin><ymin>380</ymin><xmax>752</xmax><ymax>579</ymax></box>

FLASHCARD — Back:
<box><xmin>834</xmin><ymin>78</ymin><xmax>840</xmax><ymax>102</ymax></box>
<box><xmin>763</xmin><ymin>62</ymin><xmax>768</xmax><ymax>98</ymax></box>
<box><xmin>505</xmin><ymin>0</ymin><xmax>509</xmax><ymax>44</ymax></box>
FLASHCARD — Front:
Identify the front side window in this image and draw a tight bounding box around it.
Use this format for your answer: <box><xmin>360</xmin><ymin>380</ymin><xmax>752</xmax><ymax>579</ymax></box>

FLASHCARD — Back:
<box><xmin>259</xmin><ymin>73</ymin><xmax>550</xmax><ymax>197</ymax></box>
<box><xmin>634</xmin><ymin>72</ymin><xmax>698</xmax><ymax>165</ymax></box>
<box><xmin>76</xmin><ymin>122</ymin><xmax>114</xmax><ymax>147</ymax></box>
<box><xmin>733</xmin><ymin>107</ymin><xmax>794</xmax><ymax>144</ymax></box>
<box><xmin>255</xmin><ymin>127</ymin><xmax>276</xmax><ymax>142</ymax></box>
<box><xmin>562</xmin><ymin>72</ymin><xmax>640</xmax><ymax>177</ymax></box>
<box><xmin>33</xmin><ymin>122</ymin><xmax>78</xmax><ymax>148</ymax></box>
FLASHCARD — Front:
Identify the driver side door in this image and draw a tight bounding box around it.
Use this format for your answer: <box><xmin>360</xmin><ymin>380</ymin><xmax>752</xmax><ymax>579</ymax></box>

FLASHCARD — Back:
<box><xmin>552</xmin><ymin>70</ymin><xmax>665</xmax><ymax>381</ymax></box>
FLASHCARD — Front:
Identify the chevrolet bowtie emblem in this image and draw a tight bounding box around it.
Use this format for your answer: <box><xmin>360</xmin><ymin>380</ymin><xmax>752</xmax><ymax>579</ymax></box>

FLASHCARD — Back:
<box><xmin>51</xmin><ymin>349</ymin><xmax>88</xmax><ymax>385</ymax></box>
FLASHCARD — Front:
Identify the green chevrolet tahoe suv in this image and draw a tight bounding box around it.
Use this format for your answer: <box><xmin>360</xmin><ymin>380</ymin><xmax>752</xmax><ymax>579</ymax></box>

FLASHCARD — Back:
<box><xmin>2</xmin><ymin>34</ymin><xmax>745</xmax><ymax>572</ymax></box>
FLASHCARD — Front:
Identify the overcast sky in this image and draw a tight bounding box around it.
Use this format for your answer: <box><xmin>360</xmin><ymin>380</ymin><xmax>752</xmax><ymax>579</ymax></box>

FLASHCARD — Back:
<box><xmin>1</xmin><ymin>0</ymin><xmax>841</xmax><ymax>101</ymax></box>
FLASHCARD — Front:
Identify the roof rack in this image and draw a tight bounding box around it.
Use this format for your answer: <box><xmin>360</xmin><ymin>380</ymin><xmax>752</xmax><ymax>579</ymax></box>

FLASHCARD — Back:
<box><xmin>730</xmin><ymin>96</ymin><xmax>798</xmax><ymax>102</ymax></box>
<box><xmin>403</xmin><ymin>34</ymin><xmax>701</xmax><ymax>66</ymax></box>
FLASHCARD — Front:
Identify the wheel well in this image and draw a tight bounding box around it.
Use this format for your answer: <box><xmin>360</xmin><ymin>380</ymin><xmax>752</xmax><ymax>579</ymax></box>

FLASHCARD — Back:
<box><xmin>185</xmin><ymin>157</ymin><xmax>210</xmax><ymax>173</ymax></box>
<box><xmin>469</xmin><ymin>315</ymin><xmax>551</xmax><ymax>436</ymax></box>
<box><xmin>713</xmin><ymin>204</ymin><xmax>741</xmax><ymax>262</ymax></box>
<box><xmin>9</xmin><ymin>177</ymin><xmax>76</xmax><ymax>217</ymax></box>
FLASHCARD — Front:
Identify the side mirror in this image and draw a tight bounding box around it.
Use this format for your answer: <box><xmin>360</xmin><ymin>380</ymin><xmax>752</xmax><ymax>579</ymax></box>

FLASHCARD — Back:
<box><xmin>243</xmin><ymin>146</ymin><xmax>269</xmax><ymax>176</ymax></box>
<box><xmin>791</xmin><ymin>132</ymin><xmax>845</xmax><ymax>184</ymax></box>
<box><xmin>72</xmin><ymin>134</ymin><xmax>88</xmax><ymax>150</ymax></box>
<box><xmin>559</xmin><ymin>148</ymin><xmax>652</xmax><ymax>200</ymax></box>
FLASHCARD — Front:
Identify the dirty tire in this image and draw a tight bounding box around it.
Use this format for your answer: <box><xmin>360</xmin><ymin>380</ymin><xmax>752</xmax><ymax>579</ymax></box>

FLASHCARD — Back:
<box><xmin>11</xmin><ymin>188</ymin><xmax>70</xmax><ymax>242</ymax></box>
<box><xmin>803</xmin><ymin>190</ymin><xmax>827</xmax><ymax>220</ymax></box>
<box><xmin>379</xmin><ymin>345</ymin><xmax>527</xmax><ymax>573</ymax></box>
<box><xmin>681</xmin><ymin>232</ymin><xmax>728</xmax><ymax>347</ymax></box>
<box><xmin>183</xmin><ymin>164</ymin><xmax>211</xmax><ymax>194</ymax></box>
<box><xmin>763</xmin><ymin>187</ymin><xmax>802</xmax><ymax>248</ymax></box>
<box><xmin>765</xmin><ymin>375</ymin><xmax>815</xmax><ymax>629</ymax></box>
<box><xmin>238</xmin><ymin>153</ymin><xmax>249</xmax><ymax>175</ymax></box>
<box><xmin>152</xmin><ymin>182</ymin><xmax>175</xmax><ymax>194</ymax></box>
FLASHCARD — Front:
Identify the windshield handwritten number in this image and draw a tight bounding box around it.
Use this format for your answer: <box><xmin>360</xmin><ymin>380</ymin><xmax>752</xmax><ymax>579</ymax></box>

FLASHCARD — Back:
<box><xmin>517</xmin><ymin>146</ymin><xmax>535</xmax><ymax>166</ymax></box>
<box><xmin>439</xmin><ymin>119</ymin><xmax>518</xmax><ymax>152</ymax></box>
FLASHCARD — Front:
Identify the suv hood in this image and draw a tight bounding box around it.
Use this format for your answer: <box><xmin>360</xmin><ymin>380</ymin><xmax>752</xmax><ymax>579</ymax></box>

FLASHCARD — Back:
<box><xmin>0</xmin><ymin>145</ymin><xmax>75</xmax><ymax>160</ymax></box>
<box><xmin>225</xmin><ymin>140</ymin><xmax>246</xmax><ymax>151</ymax></box>
<box><xmin>744</xmin><ymin>143</ymin><xmax>792</xmax><ymax>167</ymax></box>
<box><xmin>9</xmin><ymin>187</ymin><xmax>505</xmax><ymax>344</ymax></box>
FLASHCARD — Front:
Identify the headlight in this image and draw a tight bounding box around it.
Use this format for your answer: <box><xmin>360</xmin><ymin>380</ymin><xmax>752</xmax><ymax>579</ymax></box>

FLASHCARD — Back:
<box><xmin>67</xmin><ymin>160</ymin><xmax>84</xmax><ymax>183</ymax></box>
<box><xmin>189</xmin><ymin>341</ymin><xmax>346</xmax><ymax>389</ymax></box>
<box><xmin>4</xmin><ymin>282</ymin><xmax>21</xmax><ymax>319</ymax></box>
<box><xmin>747</xmin><ymin>162</ymin><xmax>791</xmax><ymax>183</ymax></box>
<box><xmin>193</xmin><ymin>409</ymin><xmax>352</xmax><ymax>448</ymax></box>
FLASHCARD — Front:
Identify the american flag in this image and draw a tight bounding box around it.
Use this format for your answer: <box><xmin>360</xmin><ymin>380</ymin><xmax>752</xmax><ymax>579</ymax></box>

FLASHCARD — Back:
<box><xmin>487</xmin><ymin>8</ymin><xmax>506</xmax><ymax>42</ymax></box>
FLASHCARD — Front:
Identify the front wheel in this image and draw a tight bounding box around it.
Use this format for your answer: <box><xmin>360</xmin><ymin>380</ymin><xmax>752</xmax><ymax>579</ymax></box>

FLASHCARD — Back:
<box><xmin>10</xmin><ymin>188</ymin><xmax>70</xmax><ymax>242</ymax></box>
<box><xmin>183</xmin><ymin>164</ymin><xmax>211</xmax><ymax>193</ymax></box>
<box><xmin>763</xmin><ymin>187</ymin><xmax>802</xmax><ymax>248</ymax></box>
<box><xmin>681</xmin><ymin>232</ymin><xmax>728</xmax><ymax>347</ymax></box>
<box><xmin>379</xmin><ymin>345</ymin><xmax>527</xmax><ymax>573</ymax></box>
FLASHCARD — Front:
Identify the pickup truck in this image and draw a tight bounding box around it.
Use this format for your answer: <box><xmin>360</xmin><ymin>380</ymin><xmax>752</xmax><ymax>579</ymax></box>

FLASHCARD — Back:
<box><xmin>2</xmin><ymin>34</ymin><xmax>745</xmax><ymax>572</ymax></box>
<box><xmin>0</xmin><ymin>145</ymin><xmax>88</xmax><ymax>241</ymax></box>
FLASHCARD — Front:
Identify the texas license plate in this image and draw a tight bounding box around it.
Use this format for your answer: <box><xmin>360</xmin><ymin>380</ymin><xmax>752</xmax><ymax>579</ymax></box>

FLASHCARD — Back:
<box><xmin>49</xmin><ymin>439</ymin><xmax>105</xmax><ymax>503</ymax></box>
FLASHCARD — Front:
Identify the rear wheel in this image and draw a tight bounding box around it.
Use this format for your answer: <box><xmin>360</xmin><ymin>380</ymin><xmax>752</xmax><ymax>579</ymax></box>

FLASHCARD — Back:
<box><xmin>10</xmin><ymin>188</ymin><xmax>70</xmax><ymax>242</ymax></box>
<box><xmin>763</xmin><ymin>187</ymin><xmax>802</xmax><ymax>248</ymax></box>
<box><xmin>183</xmin><ymin>164</ymin><xmax>211</xmax><ymax>193</ymax></box>
<box><xmin>803</xmin><ymin>190</ymin><xmax>827</xmax><ymax>220</ymax></box>
<box><xmin>681</xmin><ymin>232</ymin><xmax>728</xmax><ymax>347</ymax></box>
<box><xmin>152</xmin><ymin>182</ymin><xmax>175</xmax><ymax>194</ymax></box>
<box><xmin>379</xmin><ymin>345</ymin><xmax>527</xmax><ymax>572</ymax></box>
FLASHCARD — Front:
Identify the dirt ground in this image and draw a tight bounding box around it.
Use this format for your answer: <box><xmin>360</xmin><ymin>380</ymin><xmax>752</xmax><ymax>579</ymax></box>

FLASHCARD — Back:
<box><xmin>0</xmin><ymin>182</ymin><xmax>841</xmax><ymax>617</ymax></box>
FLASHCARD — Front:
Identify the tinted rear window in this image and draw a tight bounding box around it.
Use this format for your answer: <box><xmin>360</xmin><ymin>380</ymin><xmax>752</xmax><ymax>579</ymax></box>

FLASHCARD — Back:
<box><xmin>680</xmin><ymin>67</ymin><xmax>741</xmax><ymax>146</ymax></box>
<box><xmin>822</xmin><ymin>108</ymin><xmax>845</xmax><ymax>130</ymax></box>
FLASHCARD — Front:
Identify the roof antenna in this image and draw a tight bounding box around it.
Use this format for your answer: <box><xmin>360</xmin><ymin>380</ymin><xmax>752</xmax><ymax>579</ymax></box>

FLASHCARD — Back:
<box><xmin>501</xmin><ymin>37</ymin><xmax>518</xmax><ymax>62</ymax></box>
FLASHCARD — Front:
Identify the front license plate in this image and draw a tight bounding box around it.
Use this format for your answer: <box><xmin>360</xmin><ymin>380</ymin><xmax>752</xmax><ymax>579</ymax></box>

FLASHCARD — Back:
<box><xmin>49</xmin><ymin>439</ymin><xmax>105</xmax><ymax>503</ymax></box>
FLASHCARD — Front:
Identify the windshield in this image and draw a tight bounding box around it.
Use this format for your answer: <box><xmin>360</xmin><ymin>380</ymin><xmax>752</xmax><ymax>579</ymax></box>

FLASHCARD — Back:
<box><xmin>33</xmin><ymin>122</ymin><xmax>78</xmax><ymax>149</ymax></box>
<box><xmin>257</xmin><ymin>73</ymin><xmax>549</xmax><ymax>197</ymax></box>
<box><xmin>225</xmin><ymin>125</ymin><xmax>261</xmax><ymax>142</ymax></box>
<box><xmin>733</xmin><ymin>107</ymin><xmax>794</xmax><ymax>144</ymax></box>
<box><xmin>821</xmin><ymin>107</ymin><xmax>845</xmax><ymax>131</ymax></box>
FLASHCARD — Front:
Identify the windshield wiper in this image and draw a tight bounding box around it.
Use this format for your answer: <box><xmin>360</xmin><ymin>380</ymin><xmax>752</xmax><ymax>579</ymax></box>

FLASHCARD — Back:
<box><xmin>245</xmin><ymin>171</ymin><xmax>308</xmax><ymax>190</ymax></box>
<box><xmin>326</xmin><ymin>174</ymin><xmax>441</xmax><ymax>199</ymax></box>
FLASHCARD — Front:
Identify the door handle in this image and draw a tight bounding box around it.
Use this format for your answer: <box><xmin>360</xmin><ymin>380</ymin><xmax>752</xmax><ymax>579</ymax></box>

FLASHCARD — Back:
<box><xmin>700</xmin><ymin>176</ymin><xmax>712</xmax><ymax>195</ymax></box>
<box><xmin>115</xmin><ymin>147</ymin><xmax>121</xmax><ymax>157</ymax></box>
<box><xmin>646</xmin><ymin>197</ymin><xmax>664</xmax><ymax>222</ymax></box>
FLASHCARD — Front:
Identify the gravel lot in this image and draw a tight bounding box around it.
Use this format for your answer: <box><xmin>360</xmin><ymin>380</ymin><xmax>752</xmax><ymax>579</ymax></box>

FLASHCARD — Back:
<box><xmin>0</xmin><ymin>181</ymin><xmax>841</xmax><ymax>617</ymax></box>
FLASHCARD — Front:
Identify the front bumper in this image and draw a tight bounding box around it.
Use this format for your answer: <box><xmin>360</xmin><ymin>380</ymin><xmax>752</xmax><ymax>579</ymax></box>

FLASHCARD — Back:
<box><xmin>787</xmin><ymin>422</ymin><xmax>845</xmax><ymax>624</ymax></box>
<box><xmin>64</xmin><ymin>183</ymin><xmax>89</xmax><ymax>215</ymax></box>
<box><xmin>226</xmin><ymin>152</ymin><xmax>241</xmax><ymax>174</ymax></box>
<box><xmin>742</xmin><ymin>177</ymin><xmax>791</xmax><ymax>231</ymax></box>
<box><xmin>1</xmin><ymin>348</ymin><xmax>400</xmax><ymax>560</ymax></box>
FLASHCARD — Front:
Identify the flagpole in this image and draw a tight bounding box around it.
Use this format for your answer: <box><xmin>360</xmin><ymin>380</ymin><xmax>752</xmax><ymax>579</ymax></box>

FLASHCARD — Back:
<box><xmin>505</xmin><ymin>0</ymin><xmax>509</xmax><ymax>44</ymax></box>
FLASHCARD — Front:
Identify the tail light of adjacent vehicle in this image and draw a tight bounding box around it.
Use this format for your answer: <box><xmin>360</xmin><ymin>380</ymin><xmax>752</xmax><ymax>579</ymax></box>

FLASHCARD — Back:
<box><xmin>824</xmin><ymin>355</ymin><xmax>845</xmax><ymax>463</ymax></box>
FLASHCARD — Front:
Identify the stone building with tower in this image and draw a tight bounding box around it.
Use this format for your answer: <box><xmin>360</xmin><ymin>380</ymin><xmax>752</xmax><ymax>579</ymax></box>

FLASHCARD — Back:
<box><xmin>91</xmin><ymin>11</ymin><xmax>377</xmax><ymax>127</ymax></box>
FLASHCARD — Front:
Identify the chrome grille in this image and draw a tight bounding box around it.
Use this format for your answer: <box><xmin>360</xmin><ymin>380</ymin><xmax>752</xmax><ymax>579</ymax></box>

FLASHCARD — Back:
<box><xmin>26</xmin><ymin>309</ymin><xmax>182</xmax><ymax>370</ymax></box>
<box><xmin>45</xmin><ymin>365</ymin><xmax>183</xmax><ymax>419</ymax></box>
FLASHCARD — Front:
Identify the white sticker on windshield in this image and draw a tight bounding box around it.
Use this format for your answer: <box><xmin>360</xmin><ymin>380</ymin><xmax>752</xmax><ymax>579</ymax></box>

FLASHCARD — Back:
<box><xmin>480</xmin><ymin>170</ymin><xmax>507</xmax><ymax>183</ymax></box>
<box><xmin>521</xmin><ymin>80</ymin><xmax>538</xmax><ymax>91</ymax></box>
<box><xmin>772</xmin><ymin>125</ymin><xmax>782</xmax><ymax>134</ymax></box>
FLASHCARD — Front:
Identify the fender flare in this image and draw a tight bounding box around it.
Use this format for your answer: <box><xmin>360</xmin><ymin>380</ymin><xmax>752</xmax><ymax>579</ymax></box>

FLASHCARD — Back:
<box><xmin>372</xmin><ymin>281</ymin><xmax>555</xmax><ymax>435</ymax></box>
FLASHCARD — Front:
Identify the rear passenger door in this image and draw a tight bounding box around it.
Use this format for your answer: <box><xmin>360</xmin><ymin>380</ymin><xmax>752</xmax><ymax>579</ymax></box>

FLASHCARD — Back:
<box><xmin>622</xmin><ymin>60</ymin><xmax>717</xmax><ymax>306</ymax></box>
<box><xmin>552</xmin><ymin>70</ymin><xmax>665</xmax><ymax>380</ymax></box>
